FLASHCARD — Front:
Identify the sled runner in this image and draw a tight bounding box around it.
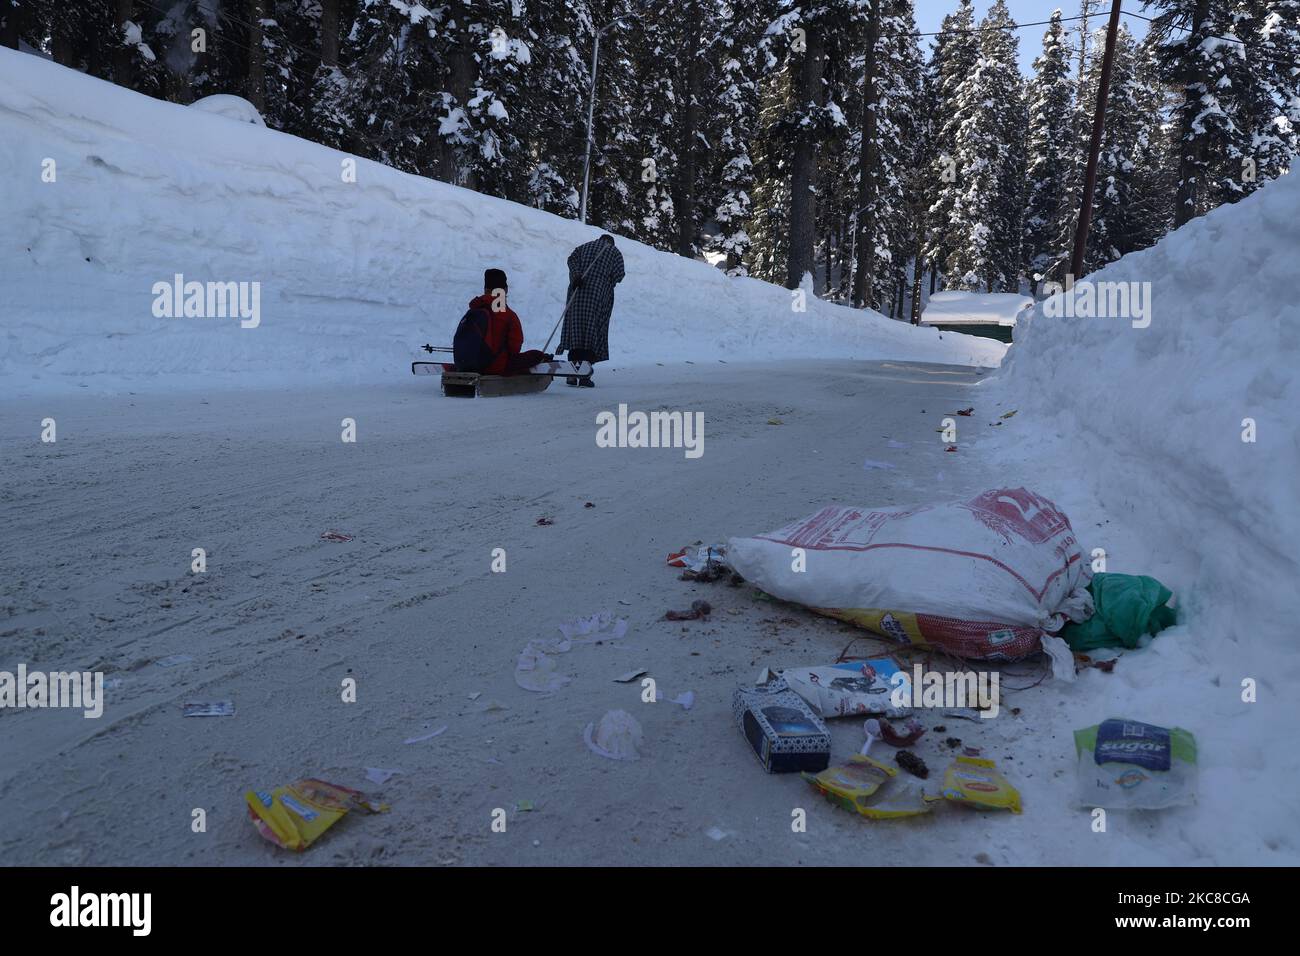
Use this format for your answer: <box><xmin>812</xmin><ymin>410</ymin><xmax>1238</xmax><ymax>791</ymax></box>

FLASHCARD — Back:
<box><xmin>411</xmin><ymin>358</ymin><xmax>591</xmax><ymax>398</ymax></box>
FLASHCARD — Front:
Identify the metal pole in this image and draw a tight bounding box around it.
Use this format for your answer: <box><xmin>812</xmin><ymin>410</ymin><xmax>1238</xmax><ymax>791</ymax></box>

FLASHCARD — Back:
<box><xmin>579</xmin><ymin>31</ymin><xmax>601</xmax><ymax>224</ymax></box>
<box><xmin>1069</xmin><ymin>0</ymin><xmax>1123</xmax><ymax>280</ymax></box>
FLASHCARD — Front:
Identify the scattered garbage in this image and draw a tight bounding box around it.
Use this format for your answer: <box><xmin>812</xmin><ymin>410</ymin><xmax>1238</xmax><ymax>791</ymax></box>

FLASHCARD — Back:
<box><xmin>783</xmin><ymin>658</ymin><xmax>909</xmax><ymax>718</ymax></box>
<box><xmin>894</xmin><ymin>750</ymin><xmax>929</xmax><ymax>779</ymax></box>
<box><xmin>1075</xmin><ymin>655</ymin><xmax>1117</xmax><ymax>673</ymax></box>
<box><xmin>558</xmin><ymin>611</ymin><xmax>628</xmax><ymax>643</ymax></box>
<box><xmin>614</xmin><ymin>669</ymin><xmax>647</xmax><ymax>683</ymax></box>
<box><xmin>1074</xmin><ymin>719</ymin><xmax>1197</xmax><ymax>809</ymax></box>
<box><xmin>364</xmin><ymin>768</ymin><xmax>403</xmax><ymax>785</ymax></box>
<box><xmin>803</xmin><ymin>755</ymin><xmax>932</xmax><ymax>820</ymax></box>
<box><xmin>669</xmin><ymin>690</ymin><xmax>696</xmax><ymax>710</ymax></box>
<box><xmin>319</xmin><ymin>530</ymin><xmax>353</xmax><ymax>542</ymax></box>
<box><xmin>183</xmin><ymin>701</ymin><xmax>234</xmax><ymax>717</ymax></box>
<box><xmin>705</xmin><ymin>826</ymin><xmax>730</xmax><ymax>841</ymax></box>
<box><xmin>1060</xmin><ymin>573</ymin><xmax>1176</xmax><ymax>652</ymax></box>
<box><xmin>874</xmin><ymin>716</ymin><xmax>926</xmax><ymax>747</ymax></box>
<box><xmin>727</xmin><ymin>488</ymin><xmax>1090</xmax><ymax>661</ymax></box>
<box><xmin>536</xmin><ymin>516</ymin><xmax>554</xmax><ymax>526</ymax></box>
<box><xmin>245</xmin><ymin>778</ymin><xmax>389</xmax><ymax>851</ymax></box>
<box><xmin>665</xmin><ymin>599</ymin><xmax>711</xmax><ymax>621</ymax></box>
<box><xmin>583</xmin><ymin>709</ymin><xmax>643</xmax><ymax>761</ymax></box>
<box><xmin>955</xmin><ymin>407</ymin><xmax>974</xmax><ymax>416</ymax></box>
<box><xmin>862</xmin><ymin>459</ymin><xmax>896</xmax><ymax>470</ymax></box>
<box><xmin>1040</xmin><ymin>633</ymin><xmax>1078</xmax><ymax>682</ymax></box>
<box><xmin>941</xmin><ymin>756</ymin><xmax>1022</xmax><ymax>813</ymax></box>
<box><xmin>515</xmin><ymin>639</ymin><xmax>572</xmax><ymax>693</ymax></box>
<box><xmin>733</xmin><ymin>676</ymin><xmax>830</xmax><ymax>773</ymax></box>
<box><xmin>514</xmin><ymin>800</ymin><xmax>537</xmax><ymax>812</ymax></box>
<box><xmin>403</xmin><ymin>724</ymin><xmax>447</xmax><ymax>744</ymax></box>
<box><xmin>666</xmin><ymin>543</ymin><xmax>728</xmax><ymax>574</ymax></box>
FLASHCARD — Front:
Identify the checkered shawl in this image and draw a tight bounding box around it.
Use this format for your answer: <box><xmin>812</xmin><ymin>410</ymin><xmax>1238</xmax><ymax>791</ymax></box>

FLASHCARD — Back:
<box><xmin>557</xmin><ymin>239</ymin><xmax>625</xmax><ymax>362</ymax></box>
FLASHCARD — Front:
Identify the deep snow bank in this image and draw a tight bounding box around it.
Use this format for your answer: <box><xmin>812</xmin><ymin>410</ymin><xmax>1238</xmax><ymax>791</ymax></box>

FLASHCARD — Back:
<box><xmin>0</xmin><ymin>50</ymin><xmax>1003</xmax><ymax>396</ymax></box>
<box><xmin>995</xmin><ymin>171</ymin><xmax>1300</xmax><ymax>863</ymax></box>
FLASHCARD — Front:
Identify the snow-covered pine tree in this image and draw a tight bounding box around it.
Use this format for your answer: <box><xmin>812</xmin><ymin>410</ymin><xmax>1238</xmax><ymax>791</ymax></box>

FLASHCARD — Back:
<box><xmin>1232</xmin><ymin>0</ymin><xmax>1300</xmax><ymax>195</ymax></box>
<box><xmin>1022</xmin><ymin>10</ymin><xmax>1075</xmax><ymax>290</ymax></box>
<box><xmin>924</xmin><ymin>0</ymin><xmax>979</xmax><ymax>286</ymax></box>
<box><xmin>515</xmin><ymin>1</ymin><xmax>591</xmax><ymax>217</ymax></box>
<box><xmin>746</xmin><ymin>47</ymin><xmax>795</xmax><ymax>284</ymax></box>
<box><xmin>944</xmin><ymin>0</ymin><xmax>1026</xmax><ymax>292</ymax></box>
<box><xmin>1082</xmin><ymin>22</ymin><xmax>1146</xmax><ymax>271</ymax></box>
<box><xmin>863</xmin><ymin>0</ymin><xmax>925</xmax><ymax>311</ymax></box>
<box><xmin>765</xmin><ymin>0</ymin><xmax>863</xmax><ymax>290</ymax></box>
<box><xmin>1149</xmin><ymin>0</ymin><xmax>1256</xmax><ymax>224</ymax></box>
<box><xmin>1123</xmin><ymin>34</ymin><xmax>1177</xmax><ymax>253</ymax></box>
<box><xmin>581</xmin><ymin>0</ymin><xmax>641</xmax><ymax>237</ymax></box>
<box><xmin>709</xmin><ymin>1</ymin><xmax>769</xmax><ymax>274</ymax></box>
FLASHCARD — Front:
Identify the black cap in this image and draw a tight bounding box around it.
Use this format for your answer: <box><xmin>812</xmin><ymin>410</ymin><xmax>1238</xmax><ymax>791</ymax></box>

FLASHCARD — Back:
<box><xmin>484</xmin><ymin>268</ymin><xmax>508</xmax><ymax>292</ymax></box>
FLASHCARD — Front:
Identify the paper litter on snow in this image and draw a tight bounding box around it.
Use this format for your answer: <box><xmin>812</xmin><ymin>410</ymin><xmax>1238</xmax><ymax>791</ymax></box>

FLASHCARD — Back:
<box><xmin>583</xmin><ymin>709</ymin><xmax>642</xmax><ymax>761</ymax></box>
<box><xmin>183</xmin><ymin>701</ymin><xmax>234</xmax><ymax>717</ymax></box>
<box><xmin>558</xmin><ymin>611</ymin><xmax>628</xmax><ymax>643</ymax></box>
<box><xmin>403</xmin><ymin>725</ymin><xmax>447</xmax><ymax>745</ymax></box>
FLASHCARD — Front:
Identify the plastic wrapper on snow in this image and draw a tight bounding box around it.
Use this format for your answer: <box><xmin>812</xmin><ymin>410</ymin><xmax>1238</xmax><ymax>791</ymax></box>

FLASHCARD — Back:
<box><xmin>583</xmin><ymin>710</ymin><xmax>642</xmax><ymax>761</ymax></box>
<box><xmin>727</xmin><ymin>487</ymin><xmax>1091</xmax><ymax>661</ymax></box>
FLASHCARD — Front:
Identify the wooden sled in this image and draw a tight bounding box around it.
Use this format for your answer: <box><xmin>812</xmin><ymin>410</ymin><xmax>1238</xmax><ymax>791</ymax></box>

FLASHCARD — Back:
<box><xmin>412</xmin><ymin>361</ymin><xmax>553</xmax><ymax>398</ymax></box>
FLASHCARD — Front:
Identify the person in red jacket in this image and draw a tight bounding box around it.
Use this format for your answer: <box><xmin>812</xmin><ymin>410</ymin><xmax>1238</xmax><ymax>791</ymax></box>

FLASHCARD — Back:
<box><xmin>474</xmin><ymin>268</ymin><xmax>551</xmax><ymax>375</ymax></box>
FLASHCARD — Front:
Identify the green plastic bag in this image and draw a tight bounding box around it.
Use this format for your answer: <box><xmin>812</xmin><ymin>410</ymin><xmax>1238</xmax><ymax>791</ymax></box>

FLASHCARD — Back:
<box><xmin>1059</xmin><ymin>573</ymin><xmax>1176</xmax><ymax>653</ymax></box>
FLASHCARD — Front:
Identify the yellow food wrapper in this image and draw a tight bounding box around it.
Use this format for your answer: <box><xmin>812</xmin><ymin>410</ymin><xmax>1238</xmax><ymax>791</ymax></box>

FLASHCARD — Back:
<box><xmin>803</xmin><ymin>755</ymin><xmax>932</xmax><ymax>820</ymax></box>
<box><xmin>245</xmin><ymin>778</ymin><xmax>389</xmax><ymax>851</ymax></box>
<box><xmin>941</xmin><ymin>756</ymin><xmax>1022</xmax><ymax>813</ymax></box>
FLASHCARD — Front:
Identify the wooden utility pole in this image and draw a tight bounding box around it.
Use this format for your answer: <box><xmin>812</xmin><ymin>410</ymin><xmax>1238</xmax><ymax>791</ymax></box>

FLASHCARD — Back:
<box><xmin>1069</xmin><ymin>0</ymin><xmax>1123</xmax><ymax>279</ymax></box>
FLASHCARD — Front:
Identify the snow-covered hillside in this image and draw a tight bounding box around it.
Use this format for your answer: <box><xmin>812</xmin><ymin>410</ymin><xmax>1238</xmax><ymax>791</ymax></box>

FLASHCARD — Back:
<box><xmin>993</xmin><ymin>170</ymin><xmax>1300</xmax><ymax>864</ymax></box>
<box><xmin>0</xmin><ymin>49</ymin><xmax>1002</xmax><ymax>397</ymax></box>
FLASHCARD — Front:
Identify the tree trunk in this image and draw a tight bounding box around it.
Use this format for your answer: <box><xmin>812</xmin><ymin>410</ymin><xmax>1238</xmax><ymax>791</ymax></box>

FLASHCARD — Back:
<box><xmin>929</xmin><ymin>267</ymin><xmax>937</xmax><ymax>295</ymax></box>
<box><xmin>1</xmin><ymin>2</ymin><xmax>21</xmax><ymax>50</ymax></box>
<box><xmin>436</xmin><ymin>41</ymin><xmax>477</xmax><ymax>187</ymax></box>
<box><xmin>247</xmin><ymin>0</ymin><xmax>266</xmax><ymax>111</ymax></box>
<box><xmin>910</xmin><ymin>257</ymin><xmax>924</xmax><ymax>324</ymax></box>
<box><xmin>1174</xmin><ymin>0</ymin><xmax>1212</xmax><ymax>227</ymax></box>
<box><xmin>112</xmin><ymin>0</ymin><xmax>135</xmax><ymax>85</ymax></box>
<box><xmin>320</xmin><ymin>0</ymin><xmax>340</xmax><ymax>68</ymax></box>
<box><xmin>850</xmin><ymin>4</ymin><xmax>882</xmax><ymax>308</ymax></box>
<box><xmin>785</xmin><ymin>24</ymin><xmax>825</xmax><ymax>290</ymax></box>
<box><xmin>675</xmin><ymin>6</ymin><xmax>703</xmax><ymax>257</ymax></box>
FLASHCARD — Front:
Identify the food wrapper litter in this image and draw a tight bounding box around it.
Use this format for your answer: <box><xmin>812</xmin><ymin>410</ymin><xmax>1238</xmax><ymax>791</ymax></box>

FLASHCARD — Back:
<box><xmin>245</xmin><ymin>778</ymin><xmax>389</xmax><ymax>851</ymax></box>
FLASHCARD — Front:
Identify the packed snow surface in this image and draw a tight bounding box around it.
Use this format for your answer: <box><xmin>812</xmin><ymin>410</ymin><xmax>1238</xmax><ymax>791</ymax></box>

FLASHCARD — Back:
<box><xmin>1</xmin><ymin>46</ymin><xmax>1297</xmax><ymax>866</ymax></box>
<box><xmin>992</xmin><ymin>168</ymin><xmax>1300</xmax><ymax>865</ymax></box>
<box><xmin>0</xmin><ymin>49</ymin><xmax>1003</xmax><ymax>398</ymax></box>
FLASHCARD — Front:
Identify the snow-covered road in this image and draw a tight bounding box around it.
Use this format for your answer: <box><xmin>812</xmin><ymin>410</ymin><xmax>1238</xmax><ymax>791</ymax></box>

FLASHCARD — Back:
<box><xmin>0</xmin><ymin>358</ymin><xmax>1204</xmax><ymax>866</ymax></box>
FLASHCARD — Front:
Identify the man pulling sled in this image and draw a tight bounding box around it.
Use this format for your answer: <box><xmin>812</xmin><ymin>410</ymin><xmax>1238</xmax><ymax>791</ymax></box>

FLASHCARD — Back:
<box><xmin>415</xmin><ymin>236</ymin><xmax>625</xmax><ymax>396</ymax></box>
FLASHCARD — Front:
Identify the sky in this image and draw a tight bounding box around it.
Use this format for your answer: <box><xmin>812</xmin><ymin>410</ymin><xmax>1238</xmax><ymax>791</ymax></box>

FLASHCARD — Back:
<box><xmin>911</xmin><ymin>1</ymin><xmax>1152</xmax><ymax>73</ymax></box>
